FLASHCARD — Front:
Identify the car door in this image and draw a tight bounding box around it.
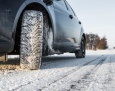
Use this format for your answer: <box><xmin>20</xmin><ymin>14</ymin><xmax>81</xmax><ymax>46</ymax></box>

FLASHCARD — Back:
<box><xmin>64</xmin><ymin>0</ymin><xmax>81</xmax><ymax>43</ymax></box>
<box><xmin>53</xmin><ymin>0</ymin><xmax>81</xmax><ymax>43</ymax></box>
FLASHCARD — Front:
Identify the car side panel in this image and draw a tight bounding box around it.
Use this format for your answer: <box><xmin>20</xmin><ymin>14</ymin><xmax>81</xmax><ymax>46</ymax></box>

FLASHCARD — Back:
<box><xmin>53</xmin><ymin>1</ymin><xmax>82</xmax><ymax>52</ymax></box>
<box><xmin>0</xmin><ymin>0</ymin><xmax>26</xmax><ymax>52</ymax></box>
<box><xmin>0</xmin><ymin>0</ymin><xmax>84</xmax><ymax>53</ymax></box>
<box><xmin>0</xmin><ymin>0</ymin><xmax>25</xmax><ymax>40</ymax></box>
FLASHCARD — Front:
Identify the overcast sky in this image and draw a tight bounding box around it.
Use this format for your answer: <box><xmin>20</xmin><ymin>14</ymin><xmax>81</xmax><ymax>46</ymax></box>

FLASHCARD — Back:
<box><xmin>67</xmin><ymin>0</ymin><xmax>115</xmax><ymax>48</ymax></box>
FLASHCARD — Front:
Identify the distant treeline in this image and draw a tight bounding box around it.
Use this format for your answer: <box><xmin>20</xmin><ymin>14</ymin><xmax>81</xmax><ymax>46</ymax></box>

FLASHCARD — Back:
<box><xmin>86</xmin><ymin>33</ymin><xmax>108</xmax><ymax>50</ymax></box>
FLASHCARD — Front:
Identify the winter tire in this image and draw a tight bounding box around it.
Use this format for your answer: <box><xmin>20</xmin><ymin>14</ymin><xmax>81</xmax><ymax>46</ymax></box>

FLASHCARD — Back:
<box><xmin>20</xmin><ymin>10</ymin><xmax>43</xmax><ymax>70</ymax></box>
<box><xmin>75</xmin><ymin>36</ymin><xmax>86</xmax><ymax>58</ymax></box>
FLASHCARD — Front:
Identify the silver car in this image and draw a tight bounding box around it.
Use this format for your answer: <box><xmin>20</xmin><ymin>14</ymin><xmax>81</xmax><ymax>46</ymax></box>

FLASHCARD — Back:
<box><xmin>0</xmin><ymin>0</ymin><xmax>86</xmax><ymax>69</ymax></box>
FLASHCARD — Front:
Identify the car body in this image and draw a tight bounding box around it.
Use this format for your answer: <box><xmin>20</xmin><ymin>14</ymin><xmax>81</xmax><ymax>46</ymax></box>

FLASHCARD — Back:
<box><xmin>0</xmin><ymin>0</ymin><xmax>86</xmax><ymax>69</ymax></box>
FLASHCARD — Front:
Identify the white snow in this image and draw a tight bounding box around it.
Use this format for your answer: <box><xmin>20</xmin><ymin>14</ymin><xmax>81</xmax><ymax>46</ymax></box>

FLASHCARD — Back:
<box><xmin>0</xmin><ymin>50</ymin><xmax>115</xmax><ymax>91</ymax></box>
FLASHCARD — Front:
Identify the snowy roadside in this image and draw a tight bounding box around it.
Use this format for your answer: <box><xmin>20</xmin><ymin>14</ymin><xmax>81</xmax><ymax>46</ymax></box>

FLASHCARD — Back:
<box><xmin>0</xmin><ymin>50</ymin><xmax>115</xmax><ymax>91</ymax></box>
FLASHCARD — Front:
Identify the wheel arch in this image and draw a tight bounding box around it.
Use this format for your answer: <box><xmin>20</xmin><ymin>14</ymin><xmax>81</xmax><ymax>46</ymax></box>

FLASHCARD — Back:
<box><xmin>11</xmin><ymin>1</ymin><xmax>54</xmax><ymax>54</ymax></box>
<box><xmin>82</xmin><ymin>33</ymin><xmax>86</xmax><ymax>42</ymax></box>
<box><xmin>80</xmin><ymin>28</ymin><xmax>86</xmax><ymax>42</ymax></box>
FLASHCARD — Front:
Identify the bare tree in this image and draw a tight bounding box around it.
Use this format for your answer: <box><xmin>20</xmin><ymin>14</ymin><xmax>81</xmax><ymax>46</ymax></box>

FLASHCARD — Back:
<box><xmin>86</xmin><ymin>33</ymin><xmax>108</xmax><ymax>50</ymax></box>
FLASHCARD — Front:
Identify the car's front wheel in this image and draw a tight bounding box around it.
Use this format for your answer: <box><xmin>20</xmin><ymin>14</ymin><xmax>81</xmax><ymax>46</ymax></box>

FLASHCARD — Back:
<box><xmin>75</xmin><ymin>36</ymin><xmax>86</xmax><ymax>58</ymax></box>
<box><xmin>20</xmin><ymin>10</ymin><xmax>43</xmax><ymax>70</ymax></box>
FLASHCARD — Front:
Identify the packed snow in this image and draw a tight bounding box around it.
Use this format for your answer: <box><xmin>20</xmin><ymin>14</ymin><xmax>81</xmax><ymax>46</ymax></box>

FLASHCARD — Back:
<box><xmin>0</xmin><ymin>49</ymin><xmax>115</xmax><ymax>91</ymax></box>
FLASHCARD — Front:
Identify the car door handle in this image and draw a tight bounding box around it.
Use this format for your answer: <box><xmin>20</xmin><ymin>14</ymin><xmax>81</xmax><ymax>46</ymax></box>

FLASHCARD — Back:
<box><xmin>69</xmin><ymin>15</ymin><xmax>73</xmax><ymax>19</ymax></box>
<box><xmin>79</xmin><ymin>21</ymin><xmax>81</xmax><ymax>24</ymax></box>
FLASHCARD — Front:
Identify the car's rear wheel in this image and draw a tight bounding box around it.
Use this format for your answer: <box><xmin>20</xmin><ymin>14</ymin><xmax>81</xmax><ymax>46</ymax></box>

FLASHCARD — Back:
<box><xmin>75</xmin><ymin>36</ymin><xmax>86</xmax><ymax>58</ymax></box>
<box><xmin>20</xmin><ymin>10</ymin><xmax>43</xmax><ymax>70</ymax></box>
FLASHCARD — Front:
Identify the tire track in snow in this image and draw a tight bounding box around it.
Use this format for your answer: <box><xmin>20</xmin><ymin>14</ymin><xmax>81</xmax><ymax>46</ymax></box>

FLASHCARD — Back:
<box><xmin>68</xmin><ymin>56</ymin><xmax>107</xmax><ymax>91</ymax></box>
<box><xmin>40</xmin><ymin>56</ymin><xmax>105</xmax><ymax>90</ymax></box>
<box><xmin>42</xmin><ymin>56</ymin><xmax>107</xmax><ymax>91</ymax></box>
<box><xmin>86</xmin><ymin>55</ymin><xmax>115</xmax><ymax>91</ymax></box>
<box><xmin>11</xmin><ymin>56</ymin><xmax>103</xmax><ymax>91</ymax></box>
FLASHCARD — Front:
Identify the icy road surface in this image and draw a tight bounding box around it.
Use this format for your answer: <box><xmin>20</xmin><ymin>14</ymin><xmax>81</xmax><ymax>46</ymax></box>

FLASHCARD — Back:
<box><xmin>0</xmin><ymin>50</ymin><xmax>115</xmax><ymax>91</ymax></box>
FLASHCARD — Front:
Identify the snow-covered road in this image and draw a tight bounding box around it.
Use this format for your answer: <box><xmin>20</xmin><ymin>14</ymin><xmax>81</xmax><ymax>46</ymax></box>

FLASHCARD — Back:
<box><xmin>0</xmin><ymin>50</ymin><xmax>115</xmax><ymax>91</ymax></box>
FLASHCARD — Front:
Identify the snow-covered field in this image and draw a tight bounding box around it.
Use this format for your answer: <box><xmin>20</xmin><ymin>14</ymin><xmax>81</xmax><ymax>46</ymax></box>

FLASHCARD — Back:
<box><xmin>0</xmin><ymin>50</ymin><xmax>115</xmax><ymax>91</ymax></box>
